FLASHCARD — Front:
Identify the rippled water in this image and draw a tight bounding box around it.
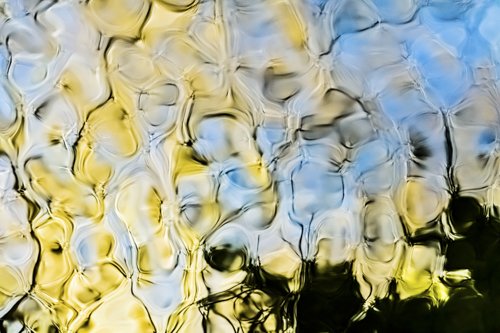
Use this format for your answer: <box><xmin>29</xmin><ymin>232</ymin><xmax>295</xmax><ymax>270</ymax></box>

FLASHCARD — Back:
<box><xmin>1</xmin><ymin>0</ymin><xmax>500</xmax><ymax>332</ymax></box>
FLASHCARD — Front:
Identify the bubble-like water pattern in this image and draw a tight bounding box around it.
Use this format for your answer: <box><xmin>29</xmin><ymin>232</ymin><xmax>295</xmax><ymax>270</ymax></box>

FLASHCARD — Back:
<box><xmin>1</xmin><ymin>0</ymin><xmax>500</xmax><ymax>332</ymax></box>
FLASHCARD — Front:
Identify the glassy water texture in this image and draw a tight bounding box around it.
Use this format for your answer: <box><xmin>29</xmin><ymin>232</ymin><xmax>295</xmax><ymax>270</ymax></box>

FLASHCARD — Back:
<box><xmin>1</xmin><ymin>0</ymin><xmax>500</xmax><ymax>332</ymax></box>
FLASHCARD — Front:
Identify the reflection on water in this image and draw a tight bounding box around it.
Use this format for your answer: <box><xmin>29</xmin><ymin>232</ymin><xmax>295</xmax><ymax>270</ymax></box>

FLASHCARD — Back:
<box><xmin>0</xmin><ymin>0</ymin><xmax>500</xmax><ymax>332</ymax></box>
